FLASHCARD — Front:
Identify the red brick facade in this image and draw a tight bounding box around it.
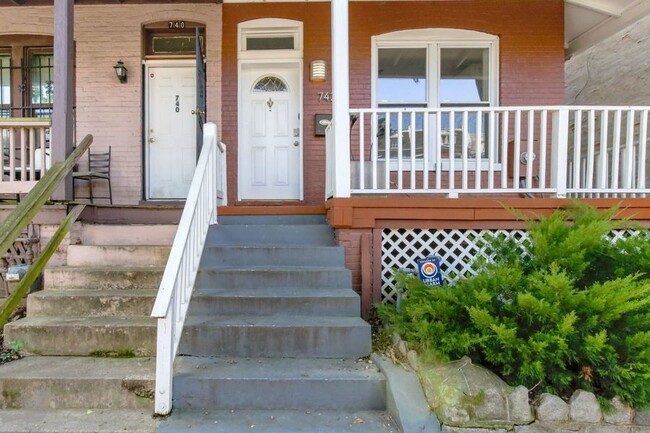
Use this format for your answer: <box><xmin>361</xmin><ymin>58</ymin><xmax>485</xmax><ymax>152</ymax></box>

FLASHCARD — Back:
<box><xmin>222</xmin><ymin>0</ymin><xmax>565</xmax><ymax>205</ymax></box>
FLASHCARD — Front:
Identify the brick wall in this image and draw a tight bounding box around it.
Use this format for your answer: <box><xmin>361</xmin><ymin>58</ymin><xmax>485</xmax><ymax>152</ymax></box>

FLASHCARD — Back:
<box><xmin>222</xmin><ymin>0</ymin><xmax>565</xmax><ymax>205</ymax></box>
<box><xmin>1</xmin><ymin>4</ymin><xmax>222</xmax><ymax>205</ymax></box>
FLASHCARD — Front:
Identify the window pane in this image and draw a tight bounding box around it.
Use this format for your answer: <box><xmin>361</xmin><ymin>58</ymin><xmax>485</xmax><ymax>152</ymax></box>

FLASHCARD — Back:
<box><xmin>376</xmin><ymin>112</ymin><xmax>425</xmax><ymax>159</ymax></box>
<box><xmin>0</xmin><ymin>55</ymin><xmax>10</xmax><ymax>117</ymax></box>
<box><xmin>439</xmin><ymin>48</ymin><xmax>488</xmax><ymax>104</ymax></box>
<box><xmin>246</xmin><ymin>36</ymin><xmax>294</xmax><ymax>51</ymax></box>
<box><xmin>378</xmin><ymin>48</ymin><xmax>427</xmax><ymax>104</ymax></box>
<box><xmin>152</xmin><ymin>36</ymin><xmax>202</xmax><ymax>54</ymax></box>
<box><xmin>253</xmin><ymin>76</ymin><xmax>288</xmax><ymax>92</ymax></box>
<box><xmin>440</xmin><ymin>111</ymin><xmax>488</xmax><ymax>158</ymax></box>
<box><xmin>30</xmin><ymin>54</ymin><xmax>54</xmax><ymax>107</ymax></box>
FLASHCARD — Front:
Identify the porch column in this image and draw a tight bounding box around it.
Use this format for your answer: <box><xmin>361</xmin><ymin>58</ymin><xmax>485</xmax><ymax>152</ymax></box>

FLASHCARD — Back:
<box><xmin>331</xmin><ymin>0</ymin><xmax>351</xmax><ymax>198</ymax></box>
<box><xmin>52</xmin><ymin>0</ymin><xmax>74</xmax><ymax>201</ymax></box>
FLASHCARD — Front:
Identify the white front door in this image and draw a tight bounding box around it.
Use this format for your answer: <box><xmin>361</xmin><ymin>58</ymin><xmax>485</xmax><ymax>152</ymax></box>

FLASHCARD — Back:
<box><xmin>239</xmin><ymin>63</ymin><xmax>302</xmax><ymax>200</ymax></box>
<box><xmin>146</xmin><ymin>63</ymin><xmax>196</xmax><ymax>199</ymax></box>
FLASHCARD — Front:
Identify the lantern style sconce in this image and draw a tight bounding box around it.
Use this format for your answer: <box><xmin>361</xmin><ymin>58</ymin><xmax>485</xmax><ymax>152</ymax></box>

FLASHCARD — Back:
<box><xmin>310</xmin><ymin>60</ymin><xmax>326</xmax><ymax>83</ymax></box>
<box><xmin>113</xmin><ymin>60</ymin><xmax>128</xmax><ymax>83</ymax></box>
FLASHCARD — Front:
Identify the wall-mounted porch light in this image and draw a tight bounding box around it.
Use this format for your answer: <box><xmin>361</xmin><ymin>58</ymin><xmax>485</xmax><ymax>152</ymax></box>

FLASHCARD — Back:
<box><xmin>113</xmin><ymin>60</ymin><xmax>128</xmax><ymax>83</ymax></box>
<box><xmin>310</xmin><ymin>60</ymin><xmax>326</xmax><ymax>83</ymax></box>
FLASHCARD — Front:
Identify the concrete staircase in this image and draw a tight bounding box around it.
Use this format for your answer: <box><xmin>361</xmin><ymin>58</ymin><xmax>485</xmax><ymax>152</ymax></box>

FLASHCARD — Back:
<box><xmin>157</xmin><ymin>215</ymin><xmax>398</xmax><ymax>433</ymax></box>
<box><xmin>0</xmin><ymin>223</ymin><xmax>176</xmax><ymax>432</ymax></box>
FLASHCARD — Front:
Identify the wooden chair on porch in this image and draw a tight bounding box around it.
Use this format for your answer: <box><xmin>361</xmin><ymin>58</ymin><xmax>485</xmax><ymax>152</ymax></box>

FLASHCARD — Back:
<box><xmin>72</xmin><ymin>147</ymin><xmax>112</xmax><ymax>204</ymax></box>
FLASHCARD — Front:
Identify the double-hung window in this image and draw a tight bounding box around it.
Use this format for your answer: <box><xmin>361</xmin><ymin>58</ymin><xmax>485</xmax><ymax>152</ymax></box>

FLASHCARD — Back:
<box><xmin>0</xmin><ymin>52</ymin><xmax>10</xmax><ymax>118</ymax></box>
<box><xmin>373</xmin><ymin>29</ymin><xmax>498</xmax><ymax>166</ymax></box>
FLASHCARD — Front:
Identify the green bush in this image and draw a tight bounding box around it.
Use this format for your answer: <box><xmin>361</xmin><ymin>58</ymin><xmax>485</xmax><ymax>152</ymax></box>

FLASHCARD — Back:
<box><xmin>378</xmin><ymin>203</ymin><xmax>650</xmax><ymax>408</ymax></box>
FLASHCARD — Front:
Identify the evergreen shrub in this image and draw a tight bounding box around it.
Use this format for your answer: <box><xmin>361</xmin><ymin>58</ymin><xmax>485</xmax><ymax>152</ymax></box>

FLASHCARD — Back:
<box><xmin>378</xmin><ymin>203</ymin><xmax>650</xmax><ymax>408</ymax></box>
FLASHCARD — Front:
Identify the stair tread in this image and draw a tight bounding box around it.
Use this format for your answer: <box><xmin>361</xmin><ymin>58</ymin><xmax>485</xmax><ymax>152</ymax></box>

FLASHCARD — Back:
<box><xmin>193</xmin><ymin>287</ymin><xmax>359</xmax><ymax>297</ymax></box>
<box><xmin>0</xmin><ymin>356</ymin><xmax>154</xmax><ymax>380</ymax></box>
<box><xmin>32</xmin><ymin>289</ymin><xmax>158</xmax><ymax>297</ymax></box>
<box><xmin>158</xmin><ymin>409</ymin><xmax>398</xmax><ymax>433</ymax></box>
<box><xmin>5</xmin><ymin>315</ymin><xmax>155</xmax><ymax>327</ymax></box>
<box><xmin>47</xmin><ymin>266</ymin><xmax>164</xmax><ymax>271</ymax></box>
<box><xmin>184</xmin><ymin>315</ymin><xmax>369</xmax><ymax>328</ymax></box>
<box><xmin>0</xmin><ymin>409</ymin><xmax>158</xmax><ymax>433</ymax></box>
<box><xmin>200</xmin><ymin>266</ymin><xmax>349</xmax><ymax>271</ymax></box>
<box><xmin>175</xmin><ymin>356</ymin><xmax>382</xmax><ymax>380</ymax></box>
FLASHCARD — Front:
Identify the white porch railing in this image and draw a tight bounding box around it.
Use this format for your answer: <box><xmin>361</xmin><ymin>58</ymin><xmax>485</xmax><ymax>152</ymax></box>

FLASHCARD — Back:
<box><xmin>326</xmin><ymin>106</ymin><xmax>650</xmax><ymax>198</ymax></box>
<box><xmin>0</xmin><ymin>118</ymin><xmax>51</xmax><ymax>194</ymax></box>
<box><xmin>151</xmin><ymin>122</ymin><xmax>222</xmax><ymax>415</ymax></box>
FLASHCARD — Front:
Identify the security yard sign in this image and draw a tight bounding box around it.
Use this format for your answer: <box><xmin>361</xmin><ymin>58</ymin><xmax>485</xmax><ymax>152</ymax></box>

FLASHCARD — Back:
<box><xmin>416</xmin><ymin>256</ymin><xmax>443</xmax><ymax>286</ymax></box>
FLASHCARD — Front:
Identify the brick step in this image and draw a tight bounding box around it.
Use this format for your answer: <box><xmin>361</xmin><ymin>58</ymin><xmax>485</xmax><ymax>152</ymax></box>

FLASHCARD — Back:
<box><xmin>0</xmin><ymin>357</ymin><xmax>154</xmax><ymax>410</ymax></box>
<box><xmin>27</xmin><ymin>289</ymin><xmax>157</xmax><ymax>317</ymax></box>
<box><xmin>67</xmin><ymin>245</ymin><xmax>171</xmax><ymax>267</ymax></box>
<box><xmin>179</xmin><ymin>315</ymin><xmax>371</xmax><ymax>358</ymax></box>
<box><xmin>3</xmin><ymin>316</ymin><xmax>156</xmax><ymax>356</ymax></box>
<box><xmin>78</xmin><ymin>223</ymin><xmax>177</xmax><ymax>246</ymax></box>
<box><xmin>157</xmin><ymin>409</ymin><xmax>396</xmax><ymax>433</ymax></box>
<box><xmin>189</xmin><ymin>287</ymin><xmax>360</xmax><ymax>317</ymax></box>
<box><xmin>173</xmin><ymin>357</ymin><xmax>386</xmax><ymax>411</ymax></box>
<box><xmin>200</xmin><ymin>245</ymin><xmax>345</xmax><ymax>267</ymax></box>
<box><xmin>196</xmin><ymin>267</ymin><xmax>351</xmax><ymax>290</ymax></box>
<box><xmin>44</xmin><ymin>267</ymin><xmax>164</xmax><ymax>290</ymax></box>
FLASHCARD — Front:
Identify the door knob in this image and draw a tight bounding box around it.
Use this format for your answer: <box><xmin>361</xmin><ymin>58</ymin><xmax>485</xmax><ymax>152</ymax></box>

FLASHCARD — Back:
<box><xmin>293</xmin><ymin>141</ymin><xmax>300</xmax><ymax>147</ymax></box>
<box><xmin>191</xmin><ymin>109</ymin><xmax>205</xmax><ymax>115</ymax></box>
<box><xmin>148</xmin><ymin>137</ymin><xmax>156</xmax><ymax>143</ymax></box>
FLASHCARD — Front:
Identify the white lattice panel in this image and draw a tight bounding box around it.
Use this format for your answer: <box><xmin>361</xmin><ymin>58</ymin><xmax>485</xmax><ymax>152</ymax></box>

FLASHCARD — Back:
<box><xmin>380</xmin><ymin>228</ymin><xmax>639</xmax><ymax>305</ymax></box>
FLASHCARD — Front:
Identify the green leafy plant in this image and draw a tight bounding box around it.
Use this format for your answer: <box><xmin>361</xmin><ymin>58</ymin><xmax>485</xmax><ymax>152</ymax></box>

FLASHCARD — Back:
<box><xmin>0</xmin><ymin>339</ymin><xmax>24</xmax><ymax>364</ymax></box>
<box><xmin>378</xmin><ymin>203</ymin><xmax>650</xmax><ymax>408</ymax></box>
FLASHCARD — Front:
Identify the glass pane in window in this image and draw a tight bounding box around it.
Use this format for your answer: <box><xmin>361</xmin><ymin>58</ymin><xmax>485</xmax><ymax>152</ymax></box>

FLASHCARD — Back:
<box><xmin>253</xmin><ymin>76</ymin><xmax>288</xmax><ymax>92</ymax></box>
<box><xmin>376</xmin><ymin>111</ymin><xmax>425</xmax><ymax>159</ymax></box>
<box><xmin>440</xmin><ymin>111</ymin><xmax>489</xmax><ymax>158</ymax></box>
<box><xmin>30</xmin><ymin>54</ymin><xmax>54</xmax><ymax>107</ymax></box>
<box><xmin>378</xmin><ymin>48</ymin><xmax>427</xmax><ymax>104</ymax></box>
<box><xmin>152</xmin><ymin>36</ymin><xmax>203</xmax><ymax>54</ymax></box>
<box><xmin>246</xmin><ymin>36</ymin><xmax>294</xmax><ymax>51</ymax></box>
<box><xmin>0</xmin><ymin>55</ymin><xmax>11</xmax><ymax>107</ymax></box>
<box><xmin>439</xmin><ymin>48</ymin><xmax>488</xmax><ymax>104</ymax></box>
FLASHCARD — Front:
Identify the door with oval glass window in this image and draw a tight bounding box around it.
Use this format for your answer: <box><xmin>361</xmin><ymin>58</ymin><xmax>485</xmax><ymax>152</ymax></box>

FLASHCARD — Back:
<box><xmin>239</xmin><ymin>62</ymin><xmax>302</xmax><ymax>200</ymax></box>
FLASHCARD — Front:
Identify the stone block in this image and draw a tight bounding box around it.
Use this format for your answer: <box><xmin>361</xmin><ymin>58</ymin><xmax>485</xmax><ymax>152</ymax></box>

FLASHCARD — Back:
<box><xmin>476</xmin><ymin>388</ymin><xmax>508</xmax><ymax>421</ymax></box>
<box><xmin>570</xmin><ymin>390</ymin><xmax>602</xmax><ymax>423</ymax></box>
<box><xmin>442</xmin><ymin>426</ymin><xmax>507</xmax><ymax>433</ymax></box>
<box><xmin>508</xmin><ymin>385</ymin><xmax>534</xmax><ymax>424</ymax></box>
<box><xmin>585</xmin><ymin>425</ymin><xmax>631</xmax><ymax>433</ymax></box>
<box><xmin>515</xmin><ymin>424</ymin><xmax>579</xmax><ymax>433</ymax></box>
<box><xmin>636</xmin><ymin>411</ymin><xmax>650</xmax><ymax>426</ymax></box>
<box><xmin>632</xmin><ymin>428</ymin><xmax>650</xmax><ymax>433</ymax></box>
<box><xmin>536</xmin><ymin>393</ymin><xmax>569</xmax><ymax>422</ymax></box>
<box><xmin>407</xmin><ymin>350</ymin><xmax>419</xmax><ymax>370</ymax></box>
<box><xmin>603</xmin><ymin>397</ymin><xmax>634</xmax><ymax>425</ymax></box>
<box><xmin>443</xmin><ymin>406</ymin><xmax>470</xmax><ymax>424</ymax></box>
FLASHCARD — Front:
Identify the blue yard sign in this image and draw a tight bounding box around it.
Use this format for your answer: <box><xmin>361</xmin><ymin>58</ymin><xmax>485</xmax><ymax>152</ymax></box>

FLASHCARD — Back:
<box><xmin>416</xmin><ymin>256</ymin><xmax>443</xmax><ymax>286</ymax></box>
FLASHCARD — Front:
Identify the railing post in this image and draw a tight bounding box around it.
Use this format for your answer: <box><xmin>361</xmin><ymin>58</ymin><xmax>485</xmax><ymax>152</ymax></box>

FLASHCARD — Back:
<box><xmin>331</xmin><ymin>0</ymin><xmax>351</xmax><ymax>198</ymax></box>
<box><xmin>551</xmin><ymin>108</ymin><xmax>569</xmax><ymax>198</ymax></box>
<box><xmin>154</xmin><ymin>313</ymin><xmax>174</xmax><ymax>415</ymax></box>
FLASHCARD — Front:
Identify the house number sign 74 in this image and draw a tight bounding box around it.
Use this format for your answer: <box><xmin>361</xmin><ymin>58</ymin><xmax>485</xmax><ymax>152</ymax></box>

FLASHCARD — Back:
<box><xmin>175</xmin><ymin>95</ymin><xmax>180</xmax><ymax>113</ymax></box>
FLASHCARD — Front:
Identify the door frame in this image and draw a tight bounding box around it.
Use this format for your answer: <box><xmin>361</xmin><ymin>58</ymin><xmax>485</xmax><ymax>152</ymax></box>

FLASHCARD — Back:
<box><xmin>237</xmin><ymin>18</ymin><xmax>304</xmax><ymax>202</ymax></box>
<box><xmin>143</xmin><ymin>58</ymin><xmax>196</xmax><ymax>200</ymax></box>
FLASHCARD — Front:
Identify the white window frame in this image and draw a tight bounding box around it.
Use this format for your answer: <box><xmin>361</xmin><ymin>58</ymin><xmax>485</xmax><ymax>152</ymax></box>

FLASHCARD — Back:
<box><xmin>238</xmin><ymin>18</ymin><xmax>303</xmax><ymax>61</ymax></box>
<box><xmin>371</xmin><ymin>29</ymin><xmax>499</xmax><ymax>170</ymax></box>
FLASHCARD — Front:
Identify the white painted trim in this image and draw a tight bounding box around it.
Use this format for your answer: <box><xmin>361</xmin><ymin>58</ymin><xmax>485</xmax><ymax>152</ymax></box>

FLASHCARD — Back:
<box><xmin>143</xmin><ymin>59</ymin><xmax>196</xmax><ymax>200</ymax></box>
<box><xmin>565</xmin><ymin>0</ymin><xmax>624</xmax><ymax>16</ymax></box>
<box><xmin>238</xmin><ymin>18</ymin><xmax>303</xmax><ymax>60</ymax></box>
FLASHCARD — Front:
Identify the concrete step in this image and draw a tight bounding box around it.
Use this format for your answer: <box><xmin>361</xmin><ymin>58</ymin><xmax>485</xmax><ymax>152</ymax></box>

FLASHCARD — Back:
<box><xmin>78</xmin><ymin>223</ymin><xmax>176</xmax><ymax>246</ymax></box>
<box><xmin>3</xmin><ymin>316</ymin><xmax>156</xmax><ymax>356</ymax></box>
<box><xmin>200</xmin><ymin>245</ymin><xmax>345</xmax><ymax>267</ymax></box>
<box><xmin>179</xmin><ymin>315</ymin><xmax>371</xmax><ymax>358</ymax></box>
<box><xmin>189</xmin><ymin>288</ymin><xmax>360</xmax><ymax>317</ymax></box>
<box><xmin>27</xmin><ymin>289</ymin><xmax>157</xmax><ymax>317</ymax></box>
<box><xmin>0</xmin><ymin>409</ymin><xmax>158</xmax><ymax>433</ymax></box>
<box><xmin>44</xmin><ymin>266</ymin><xmax>164</xmax><ymax>290</ymax></box>
<box><xmin>196</xmin><ymin>266</ymin><xmax>351</xmax><ymax>290</ymax></box>
<box><xmin>158</xmin><ymin>409</ymin><xmax>397</xmax><ymax>433</ymax></box>
<box><xmin>0</xmin><ymin>356</ymin><xmax>154</xmax><ymax>410</ymax></box>
<box><xmin>217</xmin><ymin>214</ymin><xmax>327</xmax><ymax>225</ymax></box>
<box><xmin>206</xmin><ymin>224</ymin><xmax>335</xmax><ymax>247</ymax></box>
<box><xmin>67</xmin><ymin>245</ymin><xmax>171</xmax><ymax>267</ymax></box>
<box><xmin>173</xmin><ymin>357</ymin><xmax>386</xmax><ymax>411</ymax></box>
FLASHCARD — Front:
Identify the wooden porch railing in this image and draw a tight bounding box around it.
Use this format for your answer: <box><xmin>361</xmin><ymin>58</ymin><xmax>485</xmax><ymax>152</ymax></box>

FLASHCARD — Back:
<box><xmin>326</xmin><ymin>106</ymin><xmax>650</xmax><ymax>198</ymax></box>
<box><xmin>0</xmin><ymin>118</ymin><xmax>51</xmax><ymax>194</ymax></box>
<box><xmin>151</xmin><ymin>122</ymin><xmax>221</xmax><ymax>415</ymax></box>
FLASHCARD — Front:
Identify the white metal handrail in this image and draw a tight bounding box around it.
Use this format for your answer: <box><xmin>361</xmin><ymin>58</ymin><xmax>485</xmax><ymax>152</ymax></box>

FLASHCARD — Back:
<box><xmin>0</xmin><ymin>118</ymin><xmax>51</xmax><ymax>194</ymax></box>
<box><xmin>338</xmin><ymin>105</ymin><xmax>650</xmax><ymax>198</ymax></box>
<box><xmin>151</xmin><ymin>122</ymin><xmax>220</xmax><ymax>415</ymax></box>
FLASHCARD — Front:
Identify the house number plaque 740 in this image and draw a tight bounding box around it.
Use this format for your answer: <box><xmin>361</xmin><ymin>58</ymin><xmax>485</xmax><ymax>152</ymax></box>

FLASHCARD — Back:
<box><xmin>168</xmin><ymin>21</ymin><xmax>186</xmax><ymax>29</ymax></box>
<box><xmin>175</xmin><ymin>95</ymin><xmax>180</xmax><ymax>113</ymax></box>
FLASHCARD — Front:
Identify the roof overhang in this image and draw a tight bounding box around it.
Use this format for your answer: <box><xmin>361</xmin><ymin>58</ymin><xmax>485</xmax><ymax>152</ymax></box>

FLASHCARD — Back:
<box><xmin>565</xmin><ymin>0</ymin><xmax>650</xmax><ymax>57</ymax></box>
